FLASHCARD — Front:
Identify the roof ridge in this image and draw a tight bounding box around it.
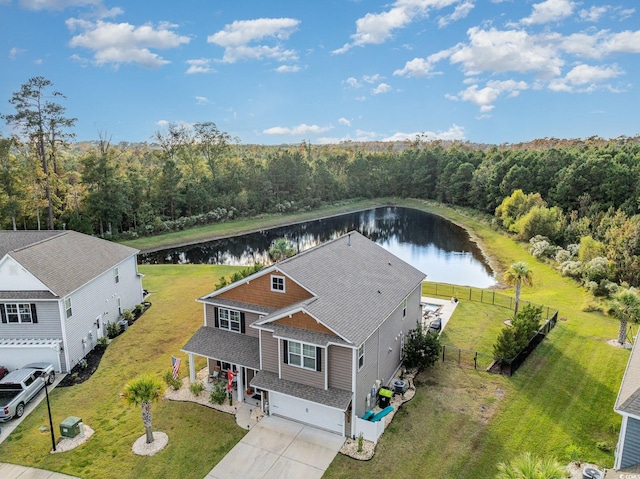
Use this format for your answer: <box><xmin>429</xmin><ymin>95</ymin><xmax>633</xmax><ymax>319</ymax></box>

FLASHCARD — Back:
<box><xmin>10</xmin><ymin>230</ymin><xmax>68</xmax><ymax>253</ymax></box>
<box><xmin>279</xmin><ymin>230</ymin><xmax>361</xmax><ymax>265</ymax></box>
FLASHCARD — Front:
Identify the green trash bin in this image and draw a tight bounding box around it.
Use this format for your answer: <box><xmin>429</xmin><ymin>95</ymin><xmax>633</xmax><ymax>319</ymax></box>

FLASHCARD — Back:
<box><xmin>378</xmin><ymin>387</ymin><xmax>393</xmax><ymax>408</ymax></box>
<box><xmin>60</xmin><ymin>416</ymin><xmax>82</xmax><ymax>438</ymax></box>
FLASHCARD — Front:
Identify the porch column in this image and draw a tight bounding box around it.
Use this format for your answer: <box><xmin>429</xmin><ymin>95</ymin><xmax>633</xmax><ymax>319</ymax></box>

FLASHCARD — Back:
<box><xmin>236</xmin><ymin>364</ymin><xmax>244</xmax><ymax>404</ymax></box>
<box><xmin>188</xmin><ymin>353</ymin><xmax>196</xmax><ymax>383</ymax></box>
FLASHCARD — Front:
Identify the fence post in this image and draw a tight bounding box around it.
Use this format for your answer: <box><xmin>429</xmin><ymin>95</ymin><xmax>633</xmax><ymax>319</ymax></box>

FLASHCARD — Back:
<box><xmin>442</xmin><ymin>345</ymin><xmax>445</xmax><ymax>362</ymax></box>
<box><xmin>469</xmin><ymin>288</ymin><xmax>472</xmax><ymax>300</ymax></box>
<box><xmin>458</xmin><ymin>348</ymin><xmax>461</xmax><ymax>366</ymax></box>
<box><xmin>481</xmin><ymin>290</ymin><xmax>484</xmax><ymax>304</ymax></box>
<box><xmin>474</xmin><ymin>352</ymin><xmax>478</xmax><ymax>369</ymax></box>
<box><xmin>492</xmin><ymin>291</ymin><xmax>495</xmax><ymax>305</ymax></box>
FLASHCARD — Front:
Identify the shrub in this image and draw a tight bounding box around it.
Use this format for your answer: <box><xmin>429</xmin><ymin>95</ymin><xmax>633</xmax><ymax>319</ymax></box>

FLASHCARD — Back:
<box><xmin>189</xmin><ymin>380</ymin><xmax>205</xmax><ymax>397</ymax></box>
<box><xmin>96</xmin><ymin>336</ymin><xmax>109</xmax><ymax>349</ymax></box>
<box><xmin>596</xmin><ymin>441</ymin><xmax>614</xmax><ymax>452</ymax></box>
<box><xmin>357</xmin><ymin>433</ymin><xmax>364</xmax><ymax>453</ymax></box>
<box><xmin>121</xmin><ymin>309</ymin><xmax>135</xmax><ymax>323</ymax></box>
<box><xmin>163</xmin><ymin>371</ymin><xmax>182</xmax><ymax>390</ymax></box>
<box><xmin>403</xmin><ymin>322</ymin><xmax>441</xmax><ymax>372</ymax></box>
<box><xmin>133</xmin><ymin>303</ymin><xmax>145</xmax><ymax>318</ymax></box>
<box><xmin>209</xmin><ymin>382</ymin><xmax>227</xmax><ymax>405</ymax></box>
<box><xmin>106</xmin><ymin>321</ymin><xmax>120</xmax><ymax>339</ymax></box>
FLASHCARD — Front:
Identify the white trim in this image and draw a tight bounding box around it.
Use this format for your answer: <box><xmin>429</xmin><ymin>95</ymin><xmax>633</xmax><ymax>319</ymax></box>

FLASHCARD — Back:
<box><xmin>270</xmin><ymin>274</ymin><xmax>286</xmax><ymax>293</ymax></box>
<box><xmin>616</xmin><ymin>414</ymin><xmax>629</xmax><ymax>470</ymax></box>
<box><xmin>286</xmin><ymin>339</ymin><xmax>318</xmax><ymax>371</ymax></box>
<box><xmin>351</xmin><ymin>346</ymin><xmax>357</xmax><ymax>438</ymax></box>
<box><xmin>259</xmin><ymin>329</ymin><xmax>263</xmax><ymax>370</ymax></box>
<box><xmin>58</xmin><ymin>298</ymin><xmax>71</xmax><ymax>372</ymax></box>
<box><xmin>278</xmin><ymin>338</ymin><xmax>282</xmax><ymax>379</ymax></box>
<box><xmin>253</xmin><ymin>307</ymin><xmax>352</xmax><ymax>344</ymax></box>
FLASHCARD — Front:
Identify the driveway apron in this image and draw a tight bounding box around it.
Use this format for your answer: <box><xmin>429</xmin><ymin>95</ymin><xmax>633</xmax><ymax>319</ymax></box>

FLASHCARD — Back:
<box><xmin>206</xmin><ymin>415</ymin><xmax>344</xmax><ymax>479</ymax></box>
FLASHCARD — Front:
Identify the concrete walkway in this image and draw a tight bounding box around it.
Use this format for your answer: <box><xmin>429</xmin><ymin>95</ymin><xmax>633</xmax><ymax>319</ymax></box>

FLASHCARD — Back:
<box><xmin>206</xmin><ymin>415</ymin><xmax>344</xmax><ymax>479</ymax></box>
<box><xmin>0</xmin><ymin>463</ymin><xmax>81</xmax><ymax>479</ymax></box>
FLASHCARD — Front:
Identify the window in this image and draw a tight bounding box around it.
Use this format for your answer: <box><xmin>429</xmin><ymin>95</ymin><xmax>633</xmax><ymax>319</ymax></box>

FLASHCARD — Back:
<box><xmin>271</xmin><ymin>275</ymin><xmax>285</xmax><ymax>292</ymax></box>
<box><xmin>4</xmin><ymin>303</ymin><xmax>33</xmax><ymax>323</ymax></box>
<box><xmin>402</xmin><ymin>298</ymin><xmax>407</xmax><ymax>318</ymax></box>
<box><xmin>218</xmin><ymin>308</ymin><xmax>241</xmax><ymax>332</ymax></box>
<box><xmin>287</xmin><ymin>341</ymin><xmax>317</xmax><ymax>370</ymax></box>
<box><xmin>114</xmin><ymin>267</ymin><xmax>119</xmax><ymax>284</ymax></box>
<box><xmin>358</xmin><ymin>344</ymin><xmax>365</xmax><ymax>370</ymax></box>
<box><xmin>65</xmin><ymin>298</ymin><xmax>73</xmax><ymax>319</ymax></box>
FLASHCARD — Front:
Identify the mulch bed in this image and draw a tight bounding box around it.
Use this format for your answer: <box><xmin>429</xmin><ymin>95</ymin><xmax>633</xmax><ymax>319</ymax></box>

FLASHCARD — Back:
<box><xmin>58</xmin><ymin>345</ymin><xmax>107</xmax><ymax>387</ymax></box>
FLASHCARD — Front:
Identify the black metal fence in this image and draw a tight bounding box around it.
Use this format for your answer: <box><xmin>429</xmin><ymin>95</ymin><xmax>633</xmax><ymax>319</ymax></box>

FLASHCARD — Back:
<box><xmin>422</xmin><ymin>282</ymin><xmax>558</xmax><ymax>320</ymax></box>
<box><xmin>440</xmin><ymin>312</ymin><xmax>559</xmax><ymax>376</ymax></box>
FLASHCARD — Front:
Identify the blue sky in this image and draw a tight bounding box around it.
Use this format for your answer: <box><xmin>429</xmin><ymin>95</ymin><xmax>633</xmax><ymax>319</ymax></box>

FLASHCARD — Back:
<box><xmin>1</xmin><ymin>0</ymin><xmax>639</xmax><ymax>145</ymax></box>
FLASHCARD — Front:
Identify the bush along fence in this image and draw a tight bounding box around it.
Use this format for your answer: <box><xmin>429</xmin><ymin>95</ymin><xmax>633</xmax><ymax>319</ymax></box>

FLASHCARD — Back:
<box><xmin>440</xmin><ymin>312</ymin><xmax>558</xmax><ymax>376</ymax></box>
<box><xmin>423</xmin><ymin>282</ymin><xmax>558</xmax><ymax>320</ymax></box>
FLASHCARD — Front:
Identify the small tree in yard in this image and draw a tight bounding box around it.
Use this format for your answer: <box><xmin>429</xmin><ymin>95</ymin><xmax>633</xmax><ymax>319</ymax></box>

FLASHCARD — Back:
<box><xmin>496</xmin><ymin>451</ymin><xmax>565</xmax><ymax>479</ymax></box>
<box><xmin>493</xmin><ymin>305</ymin><xmax>543</xmax><ymax>363</ymax></box>
<box><xmin>608</xmin><ymin>288</ymin><xmax>640</xmax><ymax>345</ymax></box>
<box><xmin>403</xmin><ymin>322</ymin><xmax>441</xmax><ymax>372</ymax></box>
<box><xmin>121</xmin><ymin>375</ymin><xmax>164</xmax><ymax>444</ymax></box>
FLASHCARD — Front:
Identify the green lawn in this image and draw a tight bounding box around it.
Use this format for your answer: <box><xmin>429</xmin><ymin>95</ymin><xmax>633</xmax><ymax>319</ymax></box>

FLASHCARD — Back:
<box><xmin>0</xmin><ymin>200</ymin><xmax>631</xmax><ymax>478</ymax></box>
<box><xmin>0</xmin><ymin>264</ymin><xmax>245</xmax><ymax>479</ymax></box>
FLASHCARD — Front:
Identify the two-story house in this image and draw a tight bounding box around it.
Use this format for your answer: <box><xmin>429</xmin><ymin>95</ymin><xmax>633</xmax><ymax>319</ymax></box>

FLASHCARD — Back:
<box><xmin>0</xmin><ymin>230</ymin><xmax>144</xmax><ymax>372</ymax></box>
<box><xmin>182</xmin><ymin>231</ymin><xmax>425</xmax><ymax>437</ymax></box>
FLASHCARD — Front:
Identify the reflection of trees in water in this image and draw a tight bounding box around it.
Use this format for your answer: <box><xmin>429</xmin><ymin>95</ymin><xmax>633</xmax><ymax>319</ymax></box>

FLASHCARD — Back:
<box><xmin>141</xmin><ymin>207</ymin><xmax>490</xmax><ymax>276</ymax></box>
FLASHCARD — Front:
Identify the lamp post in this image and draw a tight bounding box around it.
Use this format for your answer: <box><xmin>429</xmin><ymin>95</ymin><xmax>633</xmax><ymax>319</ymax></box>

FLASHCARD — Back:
<box><xmin>42</xmin><ymin>377</ymin><xmax>56</xmax><ymax>452</ymax></box>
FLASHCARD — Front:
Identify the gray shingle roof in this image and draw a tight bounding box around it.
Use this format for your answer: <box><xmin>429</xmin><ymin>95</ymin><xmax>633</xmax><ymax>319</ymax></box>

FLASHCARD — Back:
<box><xmin>616</xmin><ymin>339</ymin><xmax>640</xmax><ymax>416</ymax></box>
<box><xmin>182</xmin><ymin>326</ymin><xmax>260</xmax><ymax>370</ymax></box>
<box><xmin>0</xmin><ymin>230</ymin><xmax>139</xmax><ymax>297</ymax></box>
<box><xmin>0</xmin><ymin>291</ymin><xmax>58</xmax><ymax>300</ymax></box>
<box><xmin>273</xmin><ymin>231</ymin><xmax>425</xmax><ymax>345</ymax></box>
<box><xmin>250</xmin><ymin>370</ymin><xmax>352</xmax><ymax>410</ymax></box>
<box><xmin>200</xmin><ymin>297</ymin><xmax>277</xmax><ymax>315</ymax></box>
<box><xmin>269</xmin><ymin>324</ymin><xmax>349</xmax><ymax>347</ymax></box>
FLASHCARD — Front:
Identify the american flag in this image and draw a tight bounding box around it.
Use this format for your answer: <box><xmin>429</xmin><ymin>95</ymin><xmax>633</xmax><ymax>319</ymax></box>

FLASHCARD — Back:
<box><xmin>171</xmin><ymin>356</ymin><xmax>181</xmax><ymax>380</ymax></box>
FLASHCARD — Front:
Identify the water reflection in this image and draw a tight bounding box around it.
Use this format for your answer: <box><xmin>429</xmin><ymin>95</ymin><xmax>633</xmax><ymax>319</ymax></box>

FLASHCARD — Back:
<box><xmin>140</xmin><ymin>207</ymin><xmax>496</xmax><ymax>288</ymax></box>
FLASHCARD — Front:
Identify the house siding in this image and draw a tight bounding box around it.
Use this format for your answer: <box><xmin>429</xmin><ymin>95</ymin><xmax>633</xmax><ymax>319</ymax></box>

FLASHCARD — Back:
<box><xmin>354</xmin><ymin>283</ymin><xmax>422</xmax><ymax>417</ymax></box>
<box><xmin>62</xmin><ymin>255</ymin><xmax>143</xmax><ymax>372</ymax></box>
<box><xmin>328</xmin><ymin>345</ymin><xmax>352</xmax><ymax>390</ymax></box>
<box><xmin>217</xmin><ymin>272</ymin><xmax>312</xmax><ymax>309</ymax></box>
<box><xmin>281</xmin><ymin>360</ymin><xmax>324</xmax><ymax>389</ymax></box>
<box><xmin>261</xmin><ymin>331</ymin><xmax>279</xmax><ymax>373</ymax></box>
<box><xmin>0</xmin><ymin>256</ymin><xmax>49</xmax><ymax>291</ymax></box>
<box><xmin>274</xmin><ymin>311</ymin><xmax>333</xmax><ymax>334</ymax></box>
<box><xmin>622</xmin><ymin>416</ymin><xmax>640</xmax><ymax>468</ymax></box>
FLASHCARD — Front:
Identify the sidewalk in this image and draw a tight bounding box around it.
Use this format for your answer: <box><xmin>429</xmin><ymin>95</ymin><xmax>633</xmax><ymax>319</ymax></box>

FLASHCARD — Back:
<box><xmin>0</xmin><ymin>463</ymin><xmax>81</xmax><ymax>479</ymax></box>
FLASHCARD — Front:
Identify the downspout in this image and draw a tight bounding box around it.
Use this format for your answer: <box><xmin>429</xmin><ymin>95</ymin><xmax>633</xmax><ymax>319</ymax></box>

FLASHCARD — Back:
<box><xmin>58</xmin><ymin>299</ymin><xmax>71</xmax><ymax>373</ymax></box>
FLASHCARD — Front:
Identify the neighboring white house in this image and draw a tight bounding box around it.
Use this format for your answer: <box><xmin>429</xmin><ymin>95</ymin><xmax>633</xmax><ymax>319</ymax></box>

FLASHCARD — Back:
<box><xmin>0</xmin><ymin>230</ymin><xmax>144</xmax><ymax>372</ymax></box>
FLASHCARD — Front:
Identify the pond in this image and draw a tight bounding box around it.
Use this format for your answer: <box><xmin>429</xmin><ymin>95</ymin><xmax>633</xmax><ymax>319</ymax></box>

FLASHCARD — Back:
<box><xmin>140</xmin><ymin>206</ymin><xmax>497</xmax><ymax>288</ymax></box>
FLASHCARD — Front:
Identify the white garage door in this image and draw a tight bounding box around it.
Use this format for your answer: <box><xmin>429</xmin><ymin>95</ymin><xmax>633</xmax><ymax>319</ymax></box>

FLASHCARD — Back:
<box><xmin>269</xmin><ymin>392</ymin><xmax>345</xmax><ymax>435</ymax></box>
<box><xmin>0</xmin><ymin>342</ymin><xmax>61</xmax><ymax>372</ymax></box>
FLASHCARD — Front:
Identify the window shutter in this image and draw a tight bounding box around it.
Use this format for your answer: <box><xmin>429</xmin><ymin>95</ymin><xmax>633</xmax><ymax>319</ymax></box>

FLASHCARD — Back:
<box><xmin>30</xmin><ymin>304</ymin><xmax>38</xmax><ymax>324</ymax></box>
<box><xmin>283</xmin><ymin>341</ymin><xmax>288</xmax><ymax>364</ymax></box>
<box><xmin>316</xmin><ymin>347</ymin><xmax>322</xmax><ymax>372</ymax></box>
<box><xmin>214</xmin><ymin>307</ymin><xmax>219</xmax><ymax>328</ymax></box>
<box><xmin>0</xmin><ymin>304</ymin><xmax>5</xmax><ymax>324</ymax></box>
<box><xmin>240</xmin><ymin>313</ymin><xmax>245</xmax><ymax>333</ymax></box>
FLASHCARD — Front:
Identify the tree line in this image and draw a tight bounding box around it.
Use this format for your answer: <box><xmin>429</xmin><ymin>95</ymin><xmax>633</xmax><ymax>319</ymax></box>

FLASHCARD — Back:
<box><xmin>2</xmin><ymin>77</ymin><xmax>640</xmax><ymax>287</ymax></box>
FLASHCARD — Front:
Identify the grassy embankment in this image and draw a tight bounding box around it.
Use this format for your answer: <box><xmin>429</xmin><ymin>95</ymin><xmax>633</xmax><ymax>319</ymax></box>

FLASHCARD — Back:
<box><xmin>0</xmin><ymin>199</ymin><xmax>629</xmax><ymax>478</ymax></box>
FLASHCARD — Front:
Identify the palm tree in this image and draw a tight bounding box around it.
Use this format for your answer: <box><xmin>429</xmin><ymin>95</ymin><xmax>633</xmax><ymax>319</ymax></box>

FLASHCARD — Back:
<box><xmin>269</xmin><ymin>237</ymin><xmax>296</xmax><ymax>262</ymax></box>
<box><xmin>608</xmin><ymin>288</ymin><xmax>640</xmax><ymax>345</ymax></box>
<box><xmin>496</xmin><ymin>452</ymin><xmax>565</xmax><ymax>479</ymax></box>
<box><xmin>504</xmin><ymin>262</ymin><xmax>534</xmax><ymax>315</ymax></box>
<box><xmin>121</xmin><ymin>375</ymin><xmax>165</xmax><ymax>444</ymax></box>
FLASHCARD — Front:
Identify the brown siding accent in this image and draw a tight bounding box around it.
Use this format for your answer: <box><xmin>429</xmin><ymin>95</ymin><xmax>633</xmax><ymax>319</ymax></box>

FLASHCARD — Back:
<box><xmin>273</xmin><ymin>311</ymin><xmax>333</xmax><ymax>334</ymax></box>
<box><xmin>281</xmin><ymin>362</ymin><xmax>324</xmax><ymax>389</ymax></box>
<box><xmin>205</xmin><ymin>304</ymin><xmax>215</xmax><ymax>327</ymax></box>
<box><xmin>261</xmin><ymin>332</ymin><xmax>279</xmax><ymax>373</ymax></box>
<box><xmin>217</xmin><ymin>272</ymin><xmax>312</xmax><ymax>309</ymax></box>
<box><xmin>328</xmin><ymin>345</ymin><xmax>352</xmax><ymax>390</ymax></box>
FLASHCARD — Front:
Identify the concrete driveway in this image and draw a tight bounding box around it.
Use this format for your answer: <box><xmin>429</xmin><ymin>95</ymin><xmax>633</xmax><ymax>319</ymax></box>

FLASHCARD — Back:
<box><xmin>206</xmin><ymin>415</ymin><xmax>344</xmax><ymax>479</ymax></box>
<box><xmin>0</xmin><ymin>373</ymin><xmax>65</xmax><ymax>446</ymax></box>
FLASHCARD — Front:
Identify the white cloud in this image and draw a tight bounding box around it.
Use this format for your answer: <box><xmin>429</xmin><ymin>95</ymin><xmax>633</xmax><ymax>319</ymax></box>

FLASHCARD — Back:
<box><xmin>362</xmin><ymin>74</ymin><xmax>383</xmax><ymax>84</ymax></box>
<box><xmin>345</xmin><ymin>77</ymin><xmax>362</xmax><ymax>88</ymax></box>
<box><xmin>579</xmin><ymin>6</ymin><xmax>608</xmax><ymax>22</ymax></box>
<box><xmin>338</xmin><ymin>117</ymin><xmax>351</xmax><ymax>126</ymax></box>
<box><xmin>333</xmin><ymin>0</ymin><xmax>460</xmax><ymax>53</ymax></box>
<box><xmin>186</xmin><ymin>58</ymin><xmax>214</xmax><ymax>74</ymax></box>
<box><xmin>446</xmin><ymin>80</ymin><xmax>528</xmax><ymax>111</ymax></box>
<box><xmin>548</xmin><ymin>63</ymin><xmax>624</xmax><ymax>91</ymax></box>
<box><xmin>9</xmin><ymin>47</ymin><xmax>26</xmax><ymax>59</ymax></box>
<box><xmin>262</xmin><ymin>123</ymin><xmax>333</xmax><ymax>135</ymax></box>
<box><xmin>438</xmin><ymin>0</ymin><xmax>474</xmax><ymax>28</ymax></box>
<box><xmin>382</xmin><ymin>124</ymin><xmax>466</xmax><ymax>141</ymax></box>
<box><xmin>448</xmin><ymin>27</ymin><xmax>564</xmax><ymax>79</ymax></box>
<box><xmin>66</xmin><ymin>18</ymin><xmax>190</xmax><ymax>68</ymax></box>
<box><xmin>275</xmin><ymin>64</ymin><xmax>300</xmax><ymax>73</ymax></box>
<box><xmin>520</xmin><ymin>0</ymin><xmax>576</xmax><ymax>25</ymax></box>
<box><xmin>372</xmin><ymin>83</ymin><xmax>392</xmax><ymax>94</ymax></box>
<box><xmin>208</xmin><ymin>18</ymin><xmax>299</xmax><ymax>64</ymax></box>
<box><xmin>195</xmin><ymin>96</ymin><xmax>210</xmax><ymax>105</ymax></box>
<box><xmin>394</xmin><ymin>57</ymin><xmax>436</xmax><ymax>77</ymax></box>
<box><xmin>560</xmin><ymin>29</ymin><xmax>640</xmax><ymax>59</ymax></box>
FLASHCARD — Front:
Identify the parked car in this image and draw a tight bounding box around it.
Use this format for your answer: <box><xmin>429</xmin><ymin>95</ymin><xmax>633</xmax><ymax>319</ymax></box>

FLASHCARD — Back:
<box><xmin>0</xmin><ymin>362</ymin><xmax>54</xmax><ymax>422</ymax></box>
<box><xmin>428</xmin><ymin>317</ymin><xmax>442</xmax><ymax>334</ymax></box>
<box><xmin>0</xmin><ymin>366</ymin><xmax>8</xmax><ymax>380</ymax></box>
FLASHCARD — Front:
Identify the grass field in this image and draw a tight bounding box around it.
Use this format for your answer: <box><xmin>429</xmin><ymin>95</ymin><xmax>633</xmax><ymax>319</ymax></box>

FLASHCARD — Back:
<box><xmin>0</xmin><ymin>200</ymin><xmax>631</xmax><ymax>478</ymax></box>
